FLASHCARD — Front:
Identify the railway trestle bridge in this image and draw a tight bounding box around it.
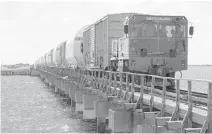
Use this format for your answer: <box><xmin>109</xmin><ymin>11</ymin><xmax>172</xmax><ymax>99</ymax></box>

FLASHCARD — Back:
<box><xmin>1</xmin><ymin>67</ymin><xmax>212</xmax><ymax>133</ymax></box>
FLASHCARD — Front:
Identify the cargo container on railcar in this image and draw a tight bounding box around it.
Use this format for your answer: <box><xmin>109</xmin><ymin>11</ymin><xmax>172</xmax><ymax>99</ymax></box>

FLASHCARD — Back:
<box><xmin>83</xmin><ymin>13</ymin><xmax>138</xmax><ymax>70</ymax></box>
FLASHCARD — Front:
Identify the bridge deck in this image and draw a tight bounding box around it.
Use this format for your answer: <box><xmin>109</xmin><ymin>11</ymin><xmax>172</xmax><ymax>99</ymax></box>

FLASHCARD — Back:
<box><xmin>90</xmin><ymin>86</ymin><xmax>207</xmax><ymax>125</ymax></box>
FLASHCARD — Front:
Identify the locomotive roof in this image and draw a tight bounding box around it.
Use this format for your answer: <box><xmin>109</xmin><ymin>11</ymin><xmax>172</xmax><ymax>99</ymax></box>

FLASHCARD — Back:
<box><xmin>129</xmin><ymin>14</ymin><xmax>187</xmax><ymax>20</ymax></box>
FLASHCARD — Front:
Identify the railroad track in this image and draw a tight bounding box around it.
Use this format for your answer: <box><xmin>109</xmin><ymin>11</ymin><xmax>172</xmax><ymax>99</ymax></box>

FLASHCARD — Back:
<box><xmin>87</xmin><ymin>76</ymin><xmax>209</xmax><ymax>107</ymax></box>
<box><xmin>180</xmin><ymin>89</ymin><xmax>207</xmax><ymax>98</ymax></box>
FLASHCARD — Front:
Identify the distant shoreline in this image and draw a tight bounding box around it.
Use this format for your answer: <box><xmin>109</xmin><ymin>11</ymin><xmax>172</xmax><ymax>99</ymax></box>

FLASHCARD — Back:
<box><xmin>188</xmin><ymin>65</ymin><xmax>212</xmax><ymax>66</ymax></box>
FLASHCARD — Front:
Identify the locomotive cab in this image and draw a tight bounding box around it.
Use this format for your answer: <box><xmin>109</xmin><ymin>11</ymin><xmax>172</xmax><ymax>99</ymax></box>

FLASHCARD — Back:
<box><xmin>120</xmin><ymin>14</ymin><xmax>193</xmax><ymax>88</ymax></box>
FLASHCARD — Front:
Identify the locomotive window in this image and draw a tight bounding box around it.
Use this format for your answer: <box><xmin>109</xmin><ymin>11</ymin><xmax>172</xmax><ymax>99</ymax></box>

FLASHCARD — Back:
<box><xmin>159</xmin><ymin>24</ymin><xmax>185</xmax><ymax>38</ymax></box>
<box><xmin>130</xmin><ymin>23</ymin><xmax>157</xmax><ymax>37</ymax></box>
<box><xmin>144</xmin><ymin>23</ymin><xmax>157</xmax><ymax>37</ymax></box>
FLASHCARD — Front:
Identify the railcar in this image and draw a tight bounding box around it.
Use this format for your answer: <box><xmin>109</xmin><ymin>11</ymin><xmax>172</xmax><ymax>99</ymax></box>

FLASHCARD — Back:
<box><xmin>83</xmin><ymin>13</ymin><xmax>138</xmax><ymax>70</ymax></box>
<box><xmin>72</xmin><ymin>26</ymin><xmax>88</xmax><ymax>69</ymax></box>
<box><xmin>64</xmin><ymin>26</ymin><xmax>89</xmax><ymax>69</ymax></box>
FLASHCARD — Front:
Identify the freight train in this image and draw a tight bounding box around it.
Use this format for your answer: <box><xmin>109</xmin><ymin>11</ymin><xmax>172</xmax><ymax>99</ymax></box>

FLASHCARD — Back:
<box><xmin>34</xmin><ymin>13</ymin><xmax>194</xmax><ymax>88</ymax></box>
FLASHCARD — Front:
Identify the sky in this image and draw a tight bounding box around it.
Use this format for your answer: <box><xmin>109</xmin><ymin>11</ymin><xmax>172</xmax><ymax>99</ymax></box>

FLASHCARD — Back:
<box><xmin>0</xmin><ymin>0</ymin><xmax>212</xmax><ymax>65</ymax></box>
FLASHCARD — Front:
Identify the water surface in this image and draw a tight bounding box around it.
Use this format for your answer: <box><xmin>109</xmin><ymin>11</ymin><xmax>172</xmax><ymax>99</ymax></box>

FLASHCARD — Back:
<box><xmin>1</xmin><ymin>76</ymin><xmax>92</xmax><ymax>133</ymax></box>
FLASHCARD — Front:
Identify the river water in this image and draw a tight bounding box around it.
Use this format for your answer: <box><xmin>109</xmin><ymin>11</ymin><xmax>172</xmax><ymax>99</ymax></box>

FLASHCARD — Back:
<box><xmin>1</xmin><ymin>66</ymin><xmax>212</xmax><ymax>133</ymax></box>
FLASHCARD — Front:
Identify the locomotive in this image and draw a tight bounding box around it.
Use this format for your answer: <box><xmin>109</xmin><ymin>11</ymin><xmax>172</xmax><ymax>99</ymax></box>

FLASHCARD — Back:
<box><xmin>34</xmin><ymin>13</ymin><xmax>194</xmax><ymax>88</ymax></box>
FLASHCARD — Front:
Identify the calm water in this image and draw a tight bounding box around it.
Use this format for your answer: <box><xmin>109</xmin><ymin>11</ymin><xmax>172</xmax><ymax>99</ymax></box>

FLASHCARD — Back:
<box><xmin>180</xmin><ymin>66</ymin><xmax>212</xmax><ymax>80</ymax></box>
<box><xmin>1</xmin><ymin>66</ymin><xmax>212</xmax><ymax>133</ymax></box>
<box><xmin>1</xmin><ymin>76</ymin><xmax>95</xmax><ymax>133</ymax></box>
<box><xmin>176</xmin><ymin>66</ymin><xmax>212</xmax><ymax>93</ymax></box>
